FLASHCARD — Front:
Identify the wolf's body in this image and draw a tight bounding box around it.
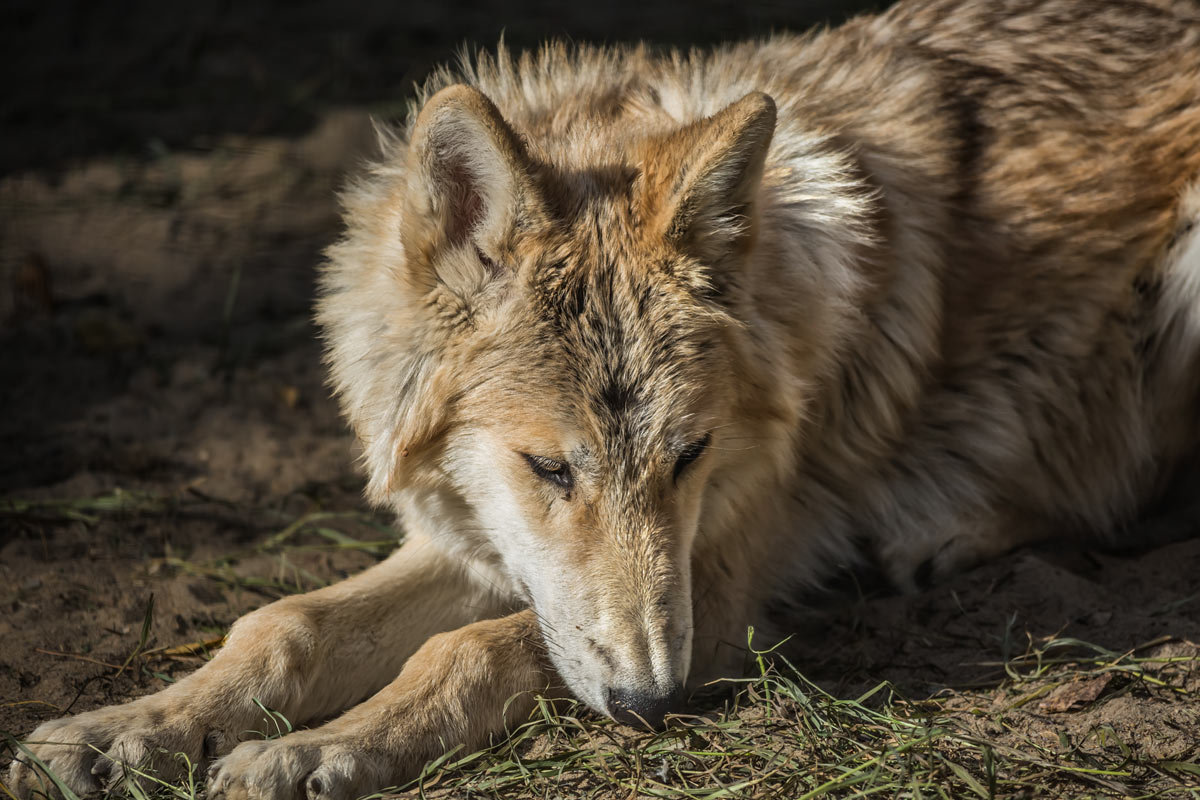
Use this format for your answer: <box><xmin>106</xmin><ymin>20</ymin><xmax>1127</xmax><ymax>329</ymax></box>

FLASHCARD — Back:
<box><xmin>13</xmin><ymin>1</ymin><xmax>1200</xmax><ymax>798</ymax></box>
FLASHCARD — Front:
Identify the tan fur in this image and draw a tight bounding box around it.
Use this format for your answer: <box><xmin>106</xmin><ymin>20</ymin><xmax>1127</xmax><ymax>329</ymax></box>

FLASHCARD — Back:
<box><xmin>12</xmin><ymin>1</ymin><xmax>1200</xmax><ymax>797</ymax></box>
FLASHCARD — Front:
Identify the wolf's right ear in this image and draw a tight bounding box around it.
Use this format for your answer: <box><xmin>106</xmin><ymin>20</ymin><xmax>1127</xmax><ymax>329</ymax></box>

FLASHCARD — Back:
<box><xmin>401</xmin><ymin>84</ymin><xmax>542</xmax><ymax>293</ymax></box>
<box><xmin>640</xmin><ymin>92</ymin><xmax>776</xmax><ymax>269</ymax></box>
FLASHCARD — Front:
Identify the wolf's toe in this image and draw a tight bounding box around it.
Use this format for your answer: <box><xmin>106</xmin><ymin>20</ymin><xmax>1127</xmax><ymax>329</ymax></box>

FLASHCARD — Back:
<box><xmin>208</xmin><ymin>737</ymin><xmax>388</xmax><ymax>800</ymax></box>
<box><xmin>304</xmin><ymin>763</ymin><xmax>350</xmax><ymax>800</ymax></box>
<box><xmin>8</xmin><ymin>718</ymin><xmax>103</xmax><ymax>799</ymax></box>
<box><xmin>209</xmin><ymin>739</ymin><xmax>315</xmax><ymax>800</ymax></box>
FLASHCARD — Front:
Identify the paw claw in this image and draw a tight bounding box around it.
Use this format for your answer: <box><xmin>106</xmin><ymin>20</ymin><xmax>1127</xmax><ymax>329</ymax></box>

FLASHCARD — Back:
<box><xmin>204</xmin><ymin>730</ymin><xmax>232</xmax><ymax>759</ymax></box>
<box><xmin>304</xmin><ymin>762</ymin><xmax>357</xmax><ymax>800</ymax></box>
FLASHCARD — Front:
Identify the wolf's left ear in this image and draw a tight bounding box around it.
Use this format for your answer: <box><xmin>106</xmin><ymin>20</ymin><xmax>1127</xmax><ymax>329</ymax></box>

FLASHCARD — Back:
<box><xmin>642</xmin><ymin>92</ymin><xmax>776</xmax><ymax>266</ymax></box>
<box><xmin>402</xmin><ymin>84</ymin><xmax>542</xmax><ymax>293</ymax></box>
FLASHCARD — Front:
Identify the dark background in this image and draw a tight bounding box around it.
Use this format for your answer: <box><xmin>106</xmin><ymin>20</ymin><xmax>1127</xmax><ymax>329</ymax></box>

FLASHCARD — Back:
<box><xmin>2</xmin><ymin>0</ymin><xmax>887</xmax><ymax>177</ymax></box>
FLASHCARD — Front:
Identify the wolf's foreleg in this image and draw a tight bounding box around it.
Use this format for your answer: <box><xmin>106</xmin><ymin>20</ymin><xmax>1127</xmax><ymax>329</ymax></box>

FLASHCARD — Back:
<box><xmin>8</xmin><ymin>535</ymin><xmax>506</xmax><ymax>799</ymax></box>
<box><xmin>206</xmin><ymin>609</ymin><xmax>548</xmax><ymax>800</ymax></box>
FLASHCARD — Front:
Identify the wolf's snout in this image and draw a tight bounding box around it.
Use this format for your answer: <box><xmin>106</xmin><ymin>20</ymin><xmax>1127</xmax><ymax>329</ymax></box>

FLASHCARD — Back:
<box><xmin>605</xmin><ymin>684</ymin><xmax>684</xmax><ymax>729</ymax></box>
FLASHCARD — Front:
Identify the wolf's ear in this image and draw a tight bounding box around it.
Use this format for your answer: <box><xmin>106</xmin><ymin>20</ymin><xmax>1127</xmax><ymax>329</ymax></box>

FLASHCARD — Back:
<box><xmin>641</xmin><ymin>92</ymin><xmax>776</xmax><ymax>266</ymax></box>
<box><xmin>402</xmin><ymin>84</ymin><xmax>540</xmax><ymax>292</ymax></box>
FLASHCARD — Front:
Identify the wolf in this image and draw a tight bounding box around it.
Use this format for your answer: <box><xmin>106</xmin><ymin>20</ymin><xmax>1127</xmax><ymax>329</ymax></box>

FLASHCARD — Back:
<box><xmin>11</xmin><ymin>0</ymin><xmax>1200</xmax><ymax>797</ymax></box>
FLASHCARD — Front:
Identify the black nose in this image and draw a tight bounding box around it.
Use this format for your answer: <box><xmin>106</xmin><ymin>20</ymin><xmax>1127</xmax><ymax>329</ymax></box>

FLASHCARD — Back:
<box><xmin>605</xmin><ymin>685</ymin><xmax>684</xmax><ymax>729</ymax></box>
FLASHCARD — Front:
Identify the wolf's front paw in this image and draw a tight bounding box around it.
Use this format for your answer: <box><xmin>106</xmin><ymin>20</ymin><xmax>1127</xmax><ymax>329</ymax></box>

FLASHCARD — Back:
<box><xmin>208</xmin><ymin>736</ymin><xmax>390</xmax><ymax>800</ymax></box>
<box><xmin>8</xmin><ymin>701</ymin><xmax>232</xmax><ymax>799</ymax></box>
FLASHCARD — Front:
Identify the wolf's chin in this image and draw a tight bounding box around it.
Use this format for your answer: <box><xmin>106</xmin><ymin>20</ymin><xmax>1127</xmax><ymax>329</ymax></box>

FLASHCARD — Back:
<box><xmin>542</xmin><ymin>640</ymin><xmax>610</xmax><ymax>716</ymax></box>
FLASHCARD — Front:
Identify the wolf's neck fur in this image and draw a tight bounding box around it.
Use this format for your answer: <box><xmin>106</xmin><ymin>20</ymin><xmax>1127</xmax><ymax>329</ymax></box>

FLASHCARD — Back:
<box><xmin>756</xmin><ymin>140</ymin><xmax>949</xmax><ymax>488</ymax></box>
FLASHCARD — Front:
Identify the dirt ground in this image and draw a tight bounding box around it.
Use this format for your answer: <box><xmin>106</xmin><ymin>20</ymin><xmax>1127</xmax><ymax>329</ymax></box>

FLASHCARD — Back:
<box><xmin>2</xmin><ymin>0</ymin><xmax>1199</xmax><ymax>795</ymax></box>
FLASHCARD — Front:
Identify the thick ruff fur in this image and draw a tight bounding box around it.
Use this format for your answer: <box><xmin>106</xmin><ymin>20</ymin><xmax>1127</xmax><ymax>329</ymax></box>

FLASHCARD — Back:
<box><xmin>12</xmin><ymin>1</ymin><xmax>1200</xmax><ymax>798</ymax></box>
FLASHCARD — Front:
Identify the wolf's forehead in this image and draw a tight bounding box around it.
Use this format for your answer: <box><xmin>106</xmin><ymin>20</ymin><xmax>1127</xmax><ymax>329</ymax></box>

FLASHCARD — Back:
<box><xmin>518</xmin><ymin>181</ymin><xmax>719</xmax><ymax>451</ymax></box>
<box><xmin>530</xmin><ymin>254</ymin><xmax>716</xmax><ymax>451</ymax></box>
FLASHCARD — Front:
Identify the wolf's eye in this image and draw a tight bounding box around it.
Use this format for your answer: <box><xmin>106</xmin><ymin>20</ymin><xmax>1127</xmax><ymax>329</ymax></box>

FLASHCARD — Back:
<box><xmin>673</xmin><ymin>433</ymin><xmax>711</xmax><ymax>483</ymax></box>
<box><xmin>524</xmin><ymin>454</ymin><xmax>574</xmax><ymax>490</ymax></box>
<box><xmin>475</xmin><ymin>245</ymin><xmax>502</xmax><ymax>277</ymax></box>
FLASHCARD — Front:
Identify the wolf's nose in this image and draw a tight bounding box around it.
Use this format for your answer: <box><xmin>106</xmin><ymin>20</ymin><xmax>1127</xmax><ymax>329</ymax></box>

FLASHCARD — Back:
<box><xmin>605</xmin><ymin>685</ymin><xmax>684</xmax><ymax>729</ymax></box>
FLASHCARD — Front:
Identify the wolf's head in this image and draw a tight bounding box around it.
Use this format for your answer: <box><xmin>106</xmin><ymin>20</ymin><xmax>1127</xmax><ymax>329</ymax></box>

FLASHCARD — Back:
<box><xmin>320</xmin><ymin>82</ymin><xmax>787</xmax><ymax>725</ymax></box>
